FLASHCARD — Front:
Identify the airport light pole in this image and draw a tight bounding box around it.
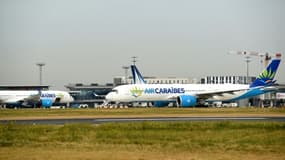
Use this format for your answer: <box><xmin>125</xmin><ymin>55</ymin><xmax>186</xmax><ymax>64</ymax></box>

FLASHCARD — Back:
<box><xmin>228</xmin><ymin>51</ymin><xmax>258</xmax><ymax>84</ymax></box>
<box><xmin>132</xmin><ymin>56</ymin><xmax>137</xmax><ymax>65</ymax></box>
<box><xmin>259</xmin><ymin>54</ymin><xmax>264</xmax><ymax>71</ymax></box>
<box><xmin>36</xmin><ymin>63</ymin><xmax>45</xmax><ymax>85</ymax></box>
<box><xmin>245</xmin><ymin>56</ymin><xmax>251</xmax><ymax>84</ymax></box>
<box><xmin>122</xmin><ymin>66</ymin><xmax>130</xmax><ymax>84</ymax></box>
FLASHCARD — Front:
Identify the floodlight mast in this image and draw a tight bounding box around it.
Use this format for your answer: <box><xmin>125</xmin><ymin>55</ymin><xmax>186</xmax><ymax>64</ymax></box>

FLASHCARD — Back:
<box><xmin>228</xmin><ymin>50</ymin><xmax>279</xmax><ymax>84</ymax></box>
<box><xmin>245</xmin><ymin>56</ymin><xmax>251</xmax><ymax>83</ymax></box>
<box><xmin>122</xmin><ymin>66</ymin><xmax>130</xmax><ymax>84</ymax></box>
<box><xmin>36</xmin><ymin>63</ymin><xmax>45</xmax><ymax>85</ymax></box>
<box><xmin>132</xmin><ymin>56</ymin><xmax>137</xmax><ymax>65</ymax></box>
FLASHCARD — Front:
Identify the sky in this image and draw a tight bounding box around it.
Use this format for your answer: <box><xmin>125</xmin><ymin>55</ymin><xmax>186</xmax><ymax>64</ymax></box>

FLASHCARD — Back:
<box><xmin>0</xmin><ymin>0</ymin><xmax>284</xmax><ymax>90</ymax></box>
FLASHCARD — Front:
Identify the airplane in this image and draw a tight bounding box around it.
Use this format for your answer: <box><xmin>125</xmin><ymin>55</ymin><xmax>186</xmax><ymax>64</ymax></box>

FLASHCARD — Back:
<box><xmin>105</xmin><ymin>55</ymin><xmax>281</xmax><ymax>107</ymax></box>
<box><xmin>0</xmin><ymin>90</ymin><xmax>74</xmax><ymax>108</ymax></box>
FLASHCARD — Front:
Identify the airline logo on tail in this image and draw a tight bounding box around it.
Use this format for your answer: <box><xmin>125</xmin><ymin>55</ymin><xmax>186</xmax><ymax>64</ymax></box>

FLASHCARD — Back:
<box><xmin>131</xmin><ymin>65</ymin><xmax>146</xmax><ymax>84</ymax></box>
<box><xmin>250</xmin><ymin>57</ymin><xmax>281</xmax><ymax>88</ymax></box>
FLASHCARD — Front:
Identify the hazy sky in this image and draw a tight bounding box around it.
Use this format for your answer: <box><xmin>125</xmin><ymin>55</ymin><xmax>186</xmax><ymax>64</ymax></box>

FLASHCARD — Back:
<box><xmin>1</xmin><ymin>0</ymin><xmax>284</xmax><ymax>90</ymax></box>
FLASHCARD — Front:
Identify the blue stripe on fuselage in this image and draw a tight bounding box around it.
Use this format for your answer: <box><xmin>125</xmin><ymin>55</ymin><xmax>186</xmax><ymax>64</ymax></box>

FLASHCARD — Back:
<box><xmin>227</xmin><ymin>87</ymin><xmax>275</xmax><ymax>102</ymax></box>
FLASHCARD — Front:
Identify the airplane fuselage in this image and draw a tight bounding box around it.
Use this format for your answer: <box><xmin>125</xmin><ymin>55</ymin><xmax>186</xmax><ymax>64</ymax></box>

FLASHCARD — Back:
<box><xmin>0</xmin><ymin>90</ymin><xmax>74</xmax><ymax>104</ymax></box>
<box><xmin>106</xmin><ymin>84</ymin><xmax>251</xmax><ymax>103</ymax></box>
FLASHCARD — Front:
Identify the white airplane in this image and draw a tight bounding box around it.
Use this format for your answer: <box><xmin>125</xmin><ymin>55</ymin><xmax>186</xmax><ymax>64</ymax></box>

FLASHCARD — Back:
<box><xmin>0</xmin><ymin>90</ymin><xmax>74</xmax><ymax>107</ymax></box>
<box><xmin>106</xmin><ymin>55</ymin><xmax>281</xmax><ymax>107</ymax></box>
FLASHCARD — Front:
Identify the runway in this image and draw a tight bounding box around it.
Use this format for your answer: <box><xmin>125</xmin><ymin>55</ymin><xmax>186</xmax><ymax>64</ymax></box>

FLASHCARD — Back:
<box><xmin>1</xmin><ymin>116</ymin><xmax>285</xmax><ymax>125</ymax></box>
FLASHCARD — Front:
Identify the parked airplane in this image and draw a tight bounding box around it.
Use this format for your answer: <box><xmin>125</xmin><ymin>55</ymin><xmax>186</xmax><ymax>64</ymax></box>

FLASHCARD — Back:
<box><xmin>106</xmin><ymin>56</ymin><xmax>281</xmax><ymax>107</ymax></box>
<box><xmin>0</xmin><ymin>90</ymin><xmax>74</xmax><ymax>108</ymax></box>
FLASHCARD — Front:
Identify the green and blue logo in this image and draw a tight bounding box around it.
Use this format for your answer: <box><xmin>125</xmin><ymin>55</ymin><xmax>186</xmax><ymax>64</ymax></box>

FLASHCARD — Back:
<box><xmin>257</xmin><ymin>68</ymin><xmax>276</xmax><ymax>83</ymax></box>
<box><xmin>130</xmin><ymin>87</ymin><xmax>144</xmax><ymax>97</ymax></box>
<box><xmin>250</xmin><ymin>58</ymin><xmax>280</xmax><ymax>88</ymax></box>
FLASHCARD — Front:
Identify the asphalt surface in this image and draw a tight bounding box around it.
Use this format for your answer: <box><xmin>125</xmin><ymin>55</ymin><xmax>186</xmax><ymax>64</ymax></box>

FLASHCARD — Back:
<box><xmin>1</xmin><ymin>117</ymin><xmax>285</xmax><ymax>125</ymax></box>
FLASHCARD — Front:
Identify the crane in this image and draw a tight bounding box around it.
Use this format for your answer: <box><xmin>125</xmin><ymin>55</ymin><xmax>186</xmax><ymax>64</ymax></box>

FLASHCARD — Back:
<box><xmin>228</xmin><ymin>50</ymin><xmax>275</xmax><ymax>84</ymax></box>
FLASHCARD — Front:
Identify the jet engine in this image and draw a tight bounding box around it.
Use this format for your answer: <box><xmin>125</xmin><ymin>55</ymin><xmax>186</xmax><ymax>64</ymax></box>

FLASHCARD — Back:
<box><xmin>177</xmin><ymin>95</ymin><xmax>197</xmax><ymax>107</ymax></box>
<box><xmin>41</xmin><ymin>98</ymin><xmax>53</xmax><ymax>108</ymax></box>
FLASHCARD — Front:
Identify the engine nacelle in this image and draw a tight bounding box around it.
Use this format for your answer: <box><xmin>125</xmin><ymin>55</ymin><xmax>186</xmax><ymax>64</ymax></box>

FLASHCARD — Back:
<box><xmin>177</xmin><ymin>95</ymin><xmax>197</xmax><ymax>107</ymax></box>
<box><xmin>41</xmin><ymin>98</ymin><xmax>53</xmax><ymax>108</ymax></box>
<box><xmin>153</xmin><ymin>101</ymin><xmax>169</xmax><ymax>107</ymax></box>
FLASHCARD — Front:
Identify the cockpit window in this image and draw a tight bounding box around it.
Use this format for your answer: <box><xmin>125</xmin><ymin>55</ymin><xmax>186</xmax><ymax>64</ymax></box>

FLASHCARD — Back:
<box><xmin>111</xmin><ymin>89</ymin><xmax>118</xmax><ymax>94</ymax></box>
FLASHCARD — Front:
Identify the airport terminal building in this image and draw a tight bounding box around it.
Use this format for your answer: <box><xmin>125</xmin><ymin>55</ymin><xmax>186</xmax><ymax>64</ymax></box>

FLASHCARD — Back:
<box><xmin>114</xmin><ymin>76</ymin><xmax>197</xmax><ymax>85</ymax></box>
<box><xmin>0</xmin><ymin>85</ymin><xmax>49</xmax><ymax>90</ymax></box>
<box><xmin>200</xmin><ymin>76</ymin><xmax>256</xmax><ymax>85</ymax></box>
<box><xmin>65</xmin><ymin>83</ymin><xmax>113</xmax><ymax>108</ymax></box>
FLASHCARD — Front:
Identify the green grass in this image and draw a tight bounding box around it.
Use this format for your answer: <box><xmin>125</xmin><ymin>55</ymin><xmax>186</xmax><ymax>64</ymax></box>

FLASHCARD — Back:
<box><xmin>1</xmin><ymin>121</ymin><xmax>285</xmax><ymax>160</ymax></box>
<box><xmin>1</xmin><ymin>107</ymin><xmax>285</xmax><ymax>119</ymax></box>
<box><xmin>95</xmin><ymin>121</ymin><xmax>285</xmax><ymax>152</ymax></box>
<box><xmin>1</xmin><ymin>122</ymin><xmax>285</xmax><ymax>151</ymax></box>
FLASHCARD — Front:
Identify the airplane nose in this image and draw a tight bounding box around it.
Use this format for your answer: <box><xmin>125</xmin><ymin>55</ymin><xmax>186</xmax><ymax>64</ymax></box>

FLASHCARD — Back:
<box><xmin>105</xmin><ymin>93</ymin><xmax>113</xmax><ymax>101</ymax></box>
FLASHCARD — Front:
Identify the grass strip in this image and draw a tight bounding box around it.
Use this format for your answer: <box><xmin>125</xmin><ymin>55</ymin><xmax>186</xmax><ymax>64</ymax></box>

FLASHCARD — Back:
<box><xmin>0</xmin><ymin>121</ymin><xmax>285</xmax><ymax>159</ymax></box>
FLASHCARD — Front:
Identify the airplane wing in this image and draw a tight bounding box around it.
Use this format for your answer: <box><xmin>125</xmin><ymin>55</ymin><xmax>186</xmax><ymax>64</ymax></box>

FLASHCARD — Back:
<box><xmin>3</xmin><ymin>97</ymin><xmax>26</xmax><ymax>103</ymax></box>
<box><xmin>165</xmin><ymin>85</ymin><xmax>279</xmax><ymax>102</ymax></box>
<box><xmin>93</xmin><ymin>93</ymin><xmax>105</xmax><ymax>98</ymax></box>
<box><xmin>195</xmin><ymin>88</ymin><xmax>249</xmax><ymax>99</ymax></box>
<box><xmin>196</xmin><ymin>86</ymin><xmax>278</xmax><ymax>99</ymax></box>
<box><xmin>23</xmin><ymin>94</ymin><xmax>41</xmax><ymax>102</ymax></box>
<box><xmin>165</xmin><ymin>88</ymin><xmax>249</xmax><ymax>101</ymax></box>
<box><xmin>0</xmin><ymin>94</ymin><xmax>40</xmax><ymax>104</ymax></box>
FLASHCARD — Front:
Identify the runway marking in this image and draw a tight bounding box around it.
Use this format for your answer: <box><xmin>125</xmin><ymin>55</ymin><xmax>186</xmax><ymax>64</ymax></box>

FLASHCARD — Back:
<box><xmin>93</xmin><ymin>117</ymin><xmax>269</xmax><ymax>123</ymax></box>
<box><xmin>1</xmin><ymin>117</ymin><xmax>284</xmax><ymax>125</ymax></box>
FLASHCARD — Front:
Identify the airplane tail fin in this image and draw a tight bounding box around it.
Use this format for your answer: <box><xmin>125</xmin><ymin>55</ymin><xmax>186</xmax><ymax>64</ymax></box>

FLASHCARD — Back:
<box><xmin>131</xmin><ymin>65</ymin><xmax>146</xmax><ymax>84</ymax></box>
<box><xmin>250</xmin><ymin>54</ymin><xmax>281</xmax><ymax>88</ymax></box>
